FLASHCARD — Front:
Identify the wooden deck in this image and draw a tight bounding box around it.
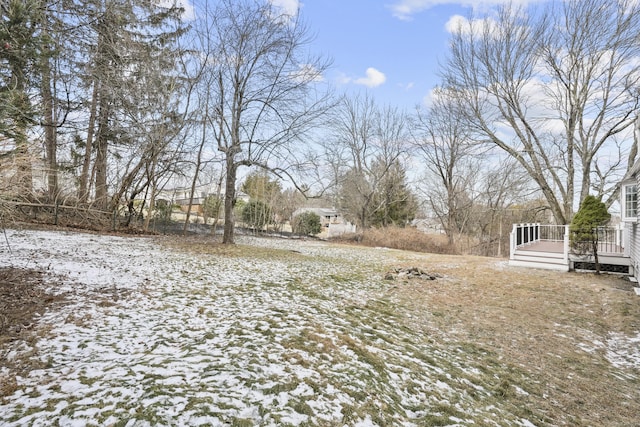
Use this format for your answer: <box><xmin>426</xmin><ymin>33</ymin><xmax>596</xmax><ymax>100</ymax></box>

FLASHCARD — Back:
<box><xmin>517</xmin><ymin>241</ymin><xmax>563</xmax><ymax>254</ymax></box>
<box><xmin>518</xmin><ymin>240</ymin><xmax>624</xmax><ymax>255</ymax></box>
<box><xmin>509</xmin><ymin>224</ymin><xmax>631</xmax><ymax>273</ymax></box>
<box><xmin>511</xmin><ymin>240</ymin><xmax>629</xmax><ymax>272</ymax></box>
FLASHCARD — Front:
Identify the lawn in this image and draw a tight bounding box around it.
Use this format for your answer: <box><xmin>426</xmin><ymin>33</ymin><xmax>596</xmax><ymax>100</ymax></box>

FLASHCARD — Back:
<box><xmin>1</xmin><ymin>228</ymin><xmax>639</xmax><ymax>426</ymax></box>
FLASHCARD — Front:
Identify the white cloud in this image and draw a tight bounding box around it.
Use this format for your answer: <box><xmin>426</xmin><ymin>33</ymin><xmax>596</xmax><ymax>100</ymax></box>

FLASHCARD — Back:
<box><xmin>336</xmin><ymin>72</ymin><xmax>352</xmax><ymax>85</ymax></box>
<box><xmin>354</xmin><ymin>67</ymin><xmax>387</xmax><ymax>88</ymax></box>
<box><xmin>158</xmin><ymin>0</ymin><xmax>195</xmax><ymax>21</ymax></box>
<box><xmin>421</xmin><ymin>88</ymin><xmax>436</xmax><ymax>107</ymax></box>
<box><xmin>388</xmin><ymin>0</ymin><xmax>432</xmax><ymax>21</ymax></box>
<box><xmin>269</xmin><ymin>0</ymin><xmax>301</xmax><ymax>17</ymax></box>
<box><xmin>445</xmin><ymin>14</ymin><xmax>498</xmax><ymax>35</ymax></box>
<box><xmin>388</xmin><ymin>0</ymin><xmax>546</xmax><ymax>21</ymax></box>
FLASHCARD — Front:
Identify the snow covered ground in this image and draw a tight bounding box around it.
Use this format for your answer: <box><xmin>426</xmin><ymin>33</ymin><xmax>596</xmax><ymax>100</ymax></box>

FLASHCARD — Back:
<box><xmin>0</xmin><ymin>228</ymin><xmax>638</xmax><ymax>426</ymax></box>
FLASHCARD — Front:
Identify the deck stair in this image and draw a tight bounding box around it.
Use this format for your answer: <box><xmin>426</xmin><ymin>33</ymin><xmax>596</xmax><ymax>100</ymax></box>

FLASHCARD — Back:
<box><xmin>510</xmin><ymin>244</ymin><xmax>569</xmax><ymax>271</ymax></box>
<box><xmin>509</xmin><ymin>224</ymin><xmax>570</xmax><ymax>271</ymax></box>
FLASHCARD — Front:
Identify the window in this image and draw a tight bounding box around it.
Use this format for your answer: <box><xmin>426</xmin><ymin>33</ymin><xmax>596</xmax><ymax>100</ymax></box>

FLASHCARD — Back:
<box><xmin>623</xmin><ymin>184</ymin><xmax>637</xmax><ymax>221</ymax></box>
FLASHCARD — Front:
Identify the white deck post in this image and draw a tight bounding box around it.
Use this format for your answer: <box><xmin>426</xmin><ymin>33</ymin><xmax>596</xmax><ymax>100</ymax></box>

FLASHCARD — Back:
<box><xmin>510</xmin><ymin>224</ymin><xmax>518</xmax><ymax>260</ymax></box>
<box><xmin>616</xmin><ymin>224</ymin><xmax>623</xmax><ymax>249</ymax></box>
<box><xmin>563</xmin><ymin>224</ymin><xmax>570</xmax><ymax>265</ymax></box>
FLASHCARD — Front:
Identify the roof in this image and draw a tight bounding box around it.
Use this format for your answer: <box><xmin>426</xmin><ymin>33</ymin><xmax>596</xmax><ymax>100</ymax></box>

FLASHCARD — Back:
<box><xmin>293</xmin><ymin>207</ymin><xmax>340</xmax><ymax>217</ymax></box>
<box><xmin>622</xmin><ymin>158</ymin><xmax>640</xmax><ymax>183</ymax></box>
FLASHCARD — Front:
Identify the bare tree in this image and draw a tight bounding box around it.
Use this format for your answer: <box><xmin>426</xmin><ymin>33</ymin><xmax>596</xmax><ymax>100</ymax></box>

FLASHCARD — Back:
<box><xmin>196</xmin><ymin>0</ymin><xmax>331</xmax><ymax>244</ymax></box>
<box><xmin>475</xmin><ymin>156</ymin><xmax>541</xmax><ymax>257</ymax></box>
<box><xmin>331</xmin><ymin>93</ymin><xmax>410</xmax><ymax>229</ymax></box>
<box><xmin>179</xmin><ymin>34</ymin><xmax>226</xmax><ymax>235</ymax></box>
<box><xmin>182</xmin><ymin>108</ymin><xmax>214</xmax><ymax>234</ymax></box>
<box><xmin>442</xmin><ymin>0</ymin><xmax>640</xmax><ymax>224</ymax></box>
<box><xmin>413</xmin><ymin>88</ymin><xmax>481</xmax><ymax>245</ymax></box>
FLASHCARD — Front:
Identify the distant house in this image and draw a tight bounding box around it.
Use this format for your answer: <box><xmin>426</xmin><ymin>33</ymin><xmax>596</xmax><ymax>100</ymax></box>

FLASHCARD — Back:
<box><xmin>292</xmin><ymin>207</ymin><xmax>356</xmax><ymax>237</ymax></box>
<box><xmin>411</xmin><ymin>218</ymin><xmax>445</xmax><ymax>234</ymax></box>
<box><xmin>156</xmin><ymin>185</ymin><xmax>248</xmax><ymax>214</ymax></box>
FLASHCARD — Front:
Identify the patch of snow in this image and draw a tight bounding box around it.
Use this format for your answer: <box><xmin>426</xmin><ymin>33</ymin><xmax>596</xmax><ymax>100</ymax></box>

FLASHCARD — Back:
<box><xmin>517</xmin><ymin>419</ymin><xmax>538</xmax><ymax>427</ymax></box>
<box><xmin>0</xmin><ymin>229</ymin><xmax>589</xmax><ymax>426</ymax></box>
<box><xmin>606</xmin><ymin>332</ymin><xmax>640</xmax><ymax>369</ymax></box>
<box><xmin>514</xmin><ymin>386</ymin><xmax>529</xmax><ymax>396</ymax></box>
<box><xmin>578</xmin><ymin>340</ymin><xmax>604</xmax><ymax>354</ymax></box>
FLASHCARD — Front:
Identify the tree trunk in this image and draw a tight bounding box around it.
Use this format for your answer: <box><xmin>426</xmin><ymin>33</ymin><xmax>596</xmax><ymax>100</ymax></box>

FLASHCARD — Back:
<box><xmin>11</xmin><ymin>68</ymin><xmax>32</xmax><ymax>195</ymax></box>
<box><xmin>125</xmin><ymin>187</ymin><xmax>143</xmax><ymax>226</ymax></box>
<box><xmin>183</xmin><ymin>116</ymin><xmax>207</xmax><ymax>235</ymax></box>
<box><xmin>222</xmin><ymin>157</ymin><xmax>237</xmax><ymax>244</ymax></box>
<box><xmin>593</xmin><ymin>239</ymin><xmax>600</xmax><ymax>275</ymax></box>
<box><xmin>143</xmin><ymin>183</ymin><xmax>157</xmax><ymax>232</ymax></box>
<box><xmin>79</xmin><ymin>82</ymin><xmax>99</xmax><ymax>203</ymax></box>
<box><xmin>94</xmin><ymin>101</ymin><xmax>110</xmax><ymax>211</ymax></box>
<box><xmin>41</xmin><ymin>53</ymin><xmax>57</xmax><ymax>201</ymax></box>
<box><xmin>14</xmin><ymin>122</ymin><xmax>32</xmax><ymax>196</ymax></box>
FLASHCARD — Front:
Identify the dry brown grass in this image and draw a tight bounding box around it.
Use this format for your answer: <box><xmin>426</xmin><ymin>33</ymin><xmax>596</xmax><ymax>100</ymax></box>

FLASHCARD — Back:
<box><xmin>166</xmin><ymin>233</ymin><xmax>640</xmax><ymax>424</ymax></box>
<box><xmin>0</xmin><ymin>268</ymin><xmax>67</xmax><ymax>344</ymax></box>
<box><xmin>387</xmin><ymin>254</ymin><xmax>640</xmax><ymax>426</ymax></box>
<box><xmin>0</xmin><ymin>268</ymin><xmax>71</xmax><ymax>399</ymax></box>
<box><xmin>3</xmin><ymin>230</ymin><xmax>639</xmax><ymax>425</ymax></box>
<box><xmin>333</xmin><ymin>226</ymin><xmax>458</xmax><ymax>254</ymax></box>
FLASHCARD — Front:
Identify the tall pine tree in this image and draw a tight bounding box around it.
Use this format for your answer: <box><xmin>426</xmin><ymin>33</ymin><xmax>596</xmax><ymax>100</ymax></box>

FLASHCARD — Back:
<box><xmin>1</xmin><ymin>0</ymin><xmax>42</xmax><ymax>194</ymax></box>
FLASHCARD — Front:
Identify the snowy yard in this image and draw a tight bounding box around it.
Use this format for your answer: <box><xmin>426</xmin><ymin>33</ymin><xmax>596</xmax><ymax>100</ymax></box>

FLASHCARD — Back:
<box><xmin>1</xmin><ymin>228</ymin><xmax>640</xmax><ymax>426</ymax></box>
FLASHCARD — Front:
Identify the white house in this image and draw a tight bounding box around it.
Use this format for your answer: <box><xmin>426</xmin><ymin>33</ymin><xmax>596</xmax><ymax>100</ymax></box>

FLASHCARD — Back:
<box><xmin>292</xmin><ymin>207</ymin><xmax>356</xmax><ymax>238</ymax></box>
<box><xmin>619</xmin><ymin>160</ymin><xmax>640</xmax><ymax>283</ymax></box>
<box><xmin>156</xmin><ymin>185</ymin><xmax>249</xmax><ymax>214</ymax></box>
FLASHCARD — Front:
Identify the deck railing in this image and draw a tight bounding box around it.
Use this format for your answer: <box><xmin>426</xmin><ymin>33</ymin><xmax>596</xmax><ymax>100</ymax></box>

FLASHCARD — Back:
<box><xmin>510</xmin><ymin>223</ymin><xmax>626</xmax><ymax>263</ymax></box>
<box><xmin>538</xmin><ymin>224</ymin><xmax>568</xmax><ymax>242</ymax></box>
<box><xmin>575</xmin><ymin>226</ymin><xmax>625</xmax><ymax>255</ymax></box>
<box><xmin>511</xmin><ymin>223</ymin><xmax>567</xmax><ymax>246</ymax></box>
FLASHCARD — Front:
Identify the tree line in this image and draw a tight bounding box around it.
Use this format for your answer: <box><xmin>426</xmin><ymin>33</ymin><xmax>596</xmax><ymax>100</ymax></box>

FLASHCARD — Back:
<box><xmin>1</xmin><ymin>0</ymin><xmax>639</xmax><ymax>252</ymax></box>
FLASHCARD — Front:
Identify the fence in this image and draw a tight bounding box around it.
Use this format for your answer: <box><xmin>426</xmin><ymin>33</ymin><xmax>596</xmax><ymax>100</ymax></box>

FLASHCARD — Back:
<box><xmin>510</xmin><ymin>223</ymin><xmax>625</xmax><ymax>261</ymax></box>
<box><xmin>1</xmin><ymin>200</ymin><xmax>123</xmax><ymax>231</ymax></box>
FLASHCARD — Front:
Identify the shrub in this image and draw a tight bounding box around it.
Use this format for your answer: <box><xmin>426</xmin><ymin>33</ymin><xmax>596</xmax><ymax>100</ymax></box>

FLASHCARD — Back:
<box><xmin>570</xmin><ymin>195</ymin><xmax>611</xmax><ymax>274</ymax></box>
<box><xmin>292</xmin><ymin>211</ymin><xmax>322</xmax><ymax>236</ymax></box>
<box><xmin>241</xmin><ymin>200</ymin><xmax>272</xmax><ymax>230</ymax></box>
<box><xmin>202</xmin><ymin>195</ymin><xmax>222</xmax><ymax>223</ymax></box>
<box><xmin>153</xmin><ymin>199</ymin><xmax>172</xmax><ymax>223</ymax></box>
<box><xmin>570</xmin><ymin>195</ymin><xmax>611</xmax><ymax>244</ymax></box>
<box><xmin>331</xmin><ymin>226</ymin><xmax>458</xmax><ymax>255</ymax></box>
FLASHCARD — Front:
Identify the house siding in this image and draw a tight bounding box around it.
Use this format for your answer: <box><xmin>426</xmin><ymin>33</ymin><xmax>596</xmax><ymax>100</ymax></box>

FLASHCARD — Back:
<box><xmin>628</xmin><ymin>224</ymin><xmax>639</xmax><ymax>275</ymax></box>
<box><xmin>626</xmin><ymin>174</ymin><xmax>640</xmax><ymax>276</ymax></box>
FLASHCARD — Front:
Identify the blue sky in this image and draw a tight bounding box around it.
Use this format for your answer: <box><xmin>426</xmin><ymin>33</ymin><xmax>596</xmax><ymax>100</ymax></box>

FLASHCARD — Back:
<box><xmin>177</xmin><ymin>0</ymin><xmax>555</xmax><ymax>109</ymax></box>
<box><xmin>300</xmin><ymin>0</ymin><xmax>458</xmax><ymax>110</ymax></box>
<box><xmin>282</xmin><ymin>0</ymin><xmax>544</xmax><ymax>110</ymax></box>
<box><xmin>180</xmin><ymin>0</ymin><xmax>542</xmax><ymax>110</ymax></box>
